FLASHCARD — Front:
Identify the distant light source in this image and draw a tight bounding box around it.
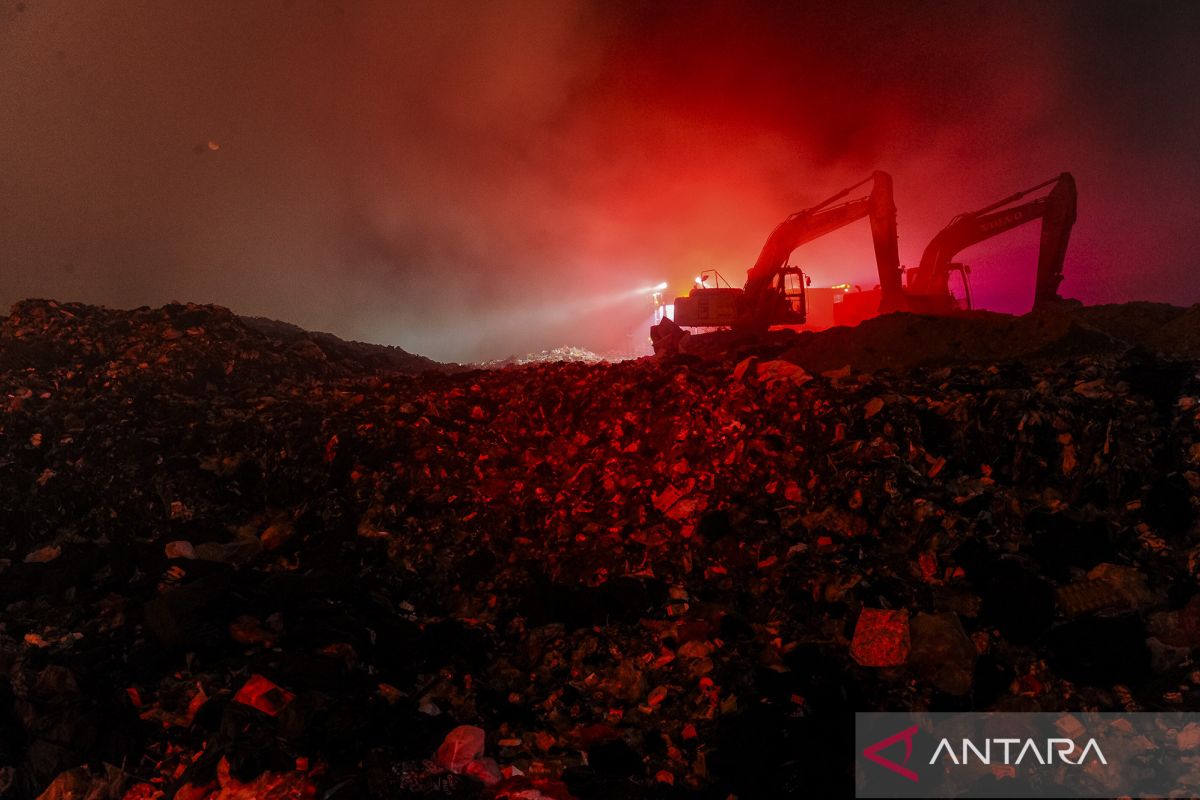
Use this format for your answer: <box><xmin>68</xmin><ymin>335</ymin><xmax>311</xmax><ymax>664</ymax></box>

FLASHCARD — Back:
<box><xmin>654</xmin><ymin>281</ymin><xmax>668</xmax><ymax>291</ymax></box>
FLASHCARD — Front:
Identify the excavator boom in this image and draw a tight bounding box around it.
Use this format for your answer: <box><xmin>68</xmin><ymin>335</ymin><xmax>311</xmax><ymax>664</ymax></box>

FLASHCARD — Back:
<box><xmin>744</xmin><ymin>172</ymin><xmax>901</xmax><ymax>303</ymax></box>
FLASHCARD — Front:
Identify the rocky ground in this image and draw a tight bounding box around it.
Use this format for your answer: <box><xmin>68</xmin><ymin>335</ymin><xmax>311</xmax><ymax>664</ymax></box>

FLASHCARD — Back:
<box><xmin>1</xmin><ymin>298</ymin><xmax>1199</xmax><ymax>799</ymax></box>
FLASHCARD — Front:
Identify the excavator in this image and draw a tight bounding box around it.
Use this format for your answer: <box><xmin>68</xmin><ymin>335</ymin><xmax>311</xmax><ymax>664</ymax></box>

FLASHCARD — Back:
<box><xmin>652</xmin><ymin>170</ymin><xmax>1077</xmax><ymax>350</ymax></box>
<box><xmin>898</xmin><ymin>172</ymin><xmax>1077</xmax><ymax>313</ymax></box>
<box><xmin>665</xmin><ymin>171</ymin><xmax>901</xmax><ymax>332</ymax></box>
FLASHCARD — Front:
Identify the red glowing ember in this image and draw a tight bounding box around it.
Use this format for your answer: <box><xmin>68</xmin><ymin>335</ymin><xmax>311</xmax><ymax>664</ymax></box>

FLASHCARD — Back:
<box><xmin>850</xmin><ymin>608</ymin><xmax>911</xmax><ymax>667</ymax></box>
<box><xmin>231</xmin><ymin>674</ymin><xmax>295</xmax><ymax>716</ymax></box>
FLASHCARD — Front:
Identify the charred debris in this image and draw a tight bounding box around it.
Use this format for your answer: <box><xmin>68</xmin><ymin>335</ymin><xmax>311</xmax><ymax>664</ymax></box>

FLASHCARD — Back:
<box><xmin>1</xmin><ymin>298</ymin><xmax>1200</xmax><ymax>798</ymax></box>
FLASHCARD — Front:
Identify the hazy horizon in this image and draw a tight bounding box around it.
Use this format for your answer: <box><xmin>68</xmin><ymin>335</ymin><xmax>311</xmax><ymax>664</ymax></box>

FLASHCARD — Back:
<box><xmin>3</xmin><ymin>0</ymin><xmax>1198</xmax><ymax>361</ymax></box>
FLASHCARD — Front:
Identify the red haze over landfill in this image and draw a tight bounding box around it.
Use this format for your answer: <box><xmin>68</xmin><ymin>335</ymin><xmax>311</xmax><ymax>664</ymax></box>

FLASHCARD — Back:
<box><xmin>6</xmin><ymin>2</ymin><xmax>1200</xmax><ymax>800</ymax></box>
<box><xmin>2</xmin><ymin>0</ymin><xmax>1200</xmax><ymax>361</ymax></box>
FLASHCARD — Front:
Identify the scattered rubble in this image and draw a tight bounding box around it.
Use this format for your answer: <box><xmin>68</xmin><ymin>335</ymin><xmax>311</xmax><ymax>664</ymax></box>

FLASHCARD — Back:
<box><xmin>0</xmin><ymin>298</ymin><xmax>1199</xmax><ymax>798</ymax></box>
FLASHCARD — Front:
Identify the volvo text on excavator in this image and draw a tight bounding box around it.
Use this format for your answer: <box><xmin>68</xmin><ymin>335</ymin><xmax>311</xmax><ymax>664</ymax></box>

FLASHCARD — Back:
<box><xmin>665</xmin><ymin>171</ymin><xmax>901</xmax><ymax>332</ymax></box>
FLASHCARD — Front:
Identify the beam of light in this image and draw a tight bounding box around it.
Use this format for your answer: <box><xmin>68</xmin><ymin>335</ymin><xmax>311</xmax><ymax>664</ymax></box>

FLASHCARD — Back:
<box><xmin>374</xmin><ymin>283</ymin><xmax>663</xmax><ymax>362</ymax></box>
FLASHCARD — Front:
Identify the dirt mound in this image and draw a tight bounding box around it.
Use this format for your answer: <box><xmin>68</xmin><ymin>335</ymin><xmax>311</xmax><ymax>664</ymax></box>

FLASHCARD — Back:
<box><xmin>240</xmin><ymin>314</ymin><xmax>452</xmax><ymax>373</ymax></box>
<box><xmin>1071</xmin><ymin>301</ymin><xmax>1189</xmax><ymax>346</ymax></box>
<box><xmin>0</xmin><ymin>300</ymin><xmax>450</xmax><ymax>391</ymax></box>
<box><xmin>670</xmin><ymin>302</ymin><xmax>1200</xmax><ymax>374</ymax></box>
<box><xmin>1144</xmin><ymin>304</ymin><xmax>1200</xmax><ymax>357</ymax></box>
<box><xmin>776</xmin><ymin>310</ymin><xmax>1117</xmax><ymax>373</ymax></box>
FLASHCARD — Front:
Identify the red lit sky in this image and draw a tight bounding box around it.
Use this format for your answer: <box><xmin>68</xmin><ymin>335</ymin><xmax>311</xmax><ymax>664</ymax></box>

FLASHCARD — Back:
<box><xmin>2</xmin><ymin>0</ymin><xmax>1198</xmax><ymax>361</ymax></box>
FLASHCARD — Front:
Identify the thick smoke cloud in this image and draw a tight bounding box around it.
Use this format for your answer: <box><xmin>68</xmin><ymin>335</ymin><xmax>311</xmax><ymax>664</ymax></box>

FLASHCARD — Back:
<box><xmin>2</xmin><ymin>0</ymin><xmax>1198</xmax><ymax>361</ymax></box>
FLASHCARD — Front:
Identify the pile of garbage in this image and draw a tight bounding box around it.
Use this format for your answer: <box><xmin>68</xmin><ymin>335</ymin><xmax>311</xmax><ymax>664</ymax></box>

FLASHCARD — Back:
<box><xmin>1</xmin><ymin>299</ymin><xmax>1199</xmax><ymax>798</ymax></box>
<box><xmin>479</xmin><ymin>346</ymin><xmax>607</xmax><ymax>368</ymax></box>
<box><xmin>0</xmin><ymin>300</ymin><xmax>448</xmax><ymax>390</ymax></box>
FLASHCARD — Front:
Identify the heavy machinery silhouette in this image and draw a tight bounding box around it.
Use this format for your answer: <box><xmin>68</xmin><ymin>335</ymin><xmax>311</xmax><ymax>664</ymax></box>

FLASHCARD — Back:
<box><xmin>898</xmin><ymin>172</ymin><xmax>1077</xmax><ymax>314</ymax></box>
<box><xmin>653</xmin><ymin>171</ymin><xmax>1076</xmax><ymax>350</ymax></box>
<box><xmin>668</xmin><ymin>171</ymin><xmax>900</xmax><ymax>331</ymax></box>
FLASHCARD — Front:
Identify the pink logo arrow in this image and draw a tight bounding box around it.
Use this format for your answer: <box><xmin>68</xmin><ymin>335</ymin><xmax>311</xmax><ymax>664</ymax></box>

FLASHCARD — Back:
<box><xmin>863</xmin><ymin>724</ymin><xmax>919</xmax><ymax>782</ymax></box>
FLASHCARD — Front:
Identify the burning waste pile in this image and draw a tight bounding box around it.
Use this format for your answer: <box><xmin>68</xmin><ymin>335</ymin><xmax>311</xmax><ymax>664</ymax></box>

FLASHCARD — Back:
<box><xmin>0</xmin><ymin>298</ymin><xmax>1199</xmax><ymax>798</ymax></box>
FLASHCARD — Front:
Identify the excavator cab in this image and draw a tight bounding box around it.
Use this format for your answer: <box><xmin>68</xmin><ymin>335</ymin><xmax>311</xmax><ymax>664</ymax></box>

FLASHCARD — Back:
<box><xmin>908</xmin><ymin>262</ymin><xmax>973</xmax><ymax>310</ymax></box>
<box><xmin>776</xmin><ymin>266</ymin><xmax>809</xmax><ymax>317</ymax></box>
<box><xmin>945</xmin><ymin>263</ymin><xmax>973</xmax><ymax>310</ymax></box>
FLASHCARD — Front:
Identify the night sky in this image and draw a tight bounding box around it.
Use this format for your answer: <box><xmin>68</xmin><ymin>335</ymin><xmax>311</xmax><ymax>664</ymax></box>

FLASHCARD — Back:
<box><xmin>2</xmin><ymin>0</ymin><xmax>1199</xmax><ymax>361</ymax></box>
